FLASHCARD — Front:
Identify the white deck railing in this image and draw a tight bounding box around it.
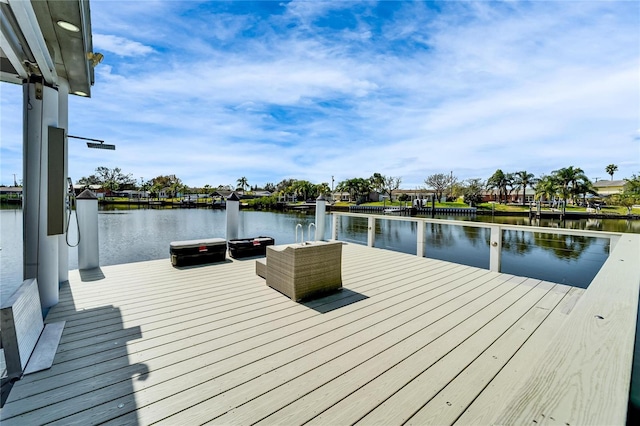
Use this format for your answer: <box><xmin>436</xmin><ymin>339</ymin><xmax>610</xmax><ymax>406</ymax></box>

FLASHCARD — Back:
<box><xmin>331</xmin><ymin>212</ymin><xmax>622</xmax><ymax>273</ymax></box>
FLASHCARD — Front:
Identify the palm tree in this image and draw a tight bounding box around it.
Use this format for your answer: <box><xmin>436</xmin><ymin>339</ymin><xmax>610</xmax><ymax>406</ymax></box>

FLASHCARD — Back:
<box><xmin>487</xmin><ymin>169</ymin><xmax>510</xmax><ymax>203</ymax></box>
<box><xmin>334</xmin><ymin>179</ymin><xmax>350</xmax><ymax>202</ymax></box>
<box><xmin>354</xmin><ymin>178</ymin><xmax>372</xmax><ymax>203</ymax></box>
<box><xmin>624</xmin><ymin>174</ymin><xmax>640</xmax><ymax>196</ymax></box>
<box><xmin>573</xmin><ymin>179</ymin><xmax>598</xmax><ymax>206</ymax></box>
<box><xmin>336</xmin><ymin>178</ymin><xmax>370</xmax><ymax>203</ymax></box>
<box><xmin>169</xmin><ymin>180</ymin><xmax>184</xmax><ymax>200</ymax></box>
<box><xmin>237</xmin><ymin>177</ymin><xmax>248</xmax><ymax>192</ymax></box>
<box><xmin>505</xmin><ymin>173</ymin><xmax>516</xmax><ymax>203</ymax></box>
<box><xmin>151</xmin><ymin>182</ymin><xmax>163</xmax><ymax>201</ymax></box>
<box><xmin>334</xmin><ymin>180</ymin><xmax>350</xmax><ymax>202</ymax></box>
<box><xmin>552</xmin><ymin>166</ymin><xmax>586</xmax><ymax>204</ymax></box>
<box><xmin>316</xmin><ymin>183</ymin><xmax>331</xmax><ymax>197</ymax></box>
<box><xmin>605</xmin><ymin>164</ymin><xmax>618</xmax><ymax>180</ymax></box>
<box><xmin>535</xmin><ymin>175</ymin><xmax>558</xmax><ymax>205</ymax></box>
<box><xmin>289</xmin><ymin>180</ymin><xmax>314</xmax><ymax>201</ymax></box>
<box><xmin>513</xmin><ymin>171</ymin><xmax>536</xmax><ymax>206</ymax></box>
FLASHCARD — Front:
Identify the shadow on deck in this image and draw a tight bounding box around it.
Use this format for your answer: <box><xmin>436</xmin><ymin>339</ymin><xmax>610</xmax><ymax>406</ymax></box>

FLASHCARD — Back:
<box><xmin>1</xmin><ymin>279</ymin><xmax>146</xmax><ymax>424</ymax></box>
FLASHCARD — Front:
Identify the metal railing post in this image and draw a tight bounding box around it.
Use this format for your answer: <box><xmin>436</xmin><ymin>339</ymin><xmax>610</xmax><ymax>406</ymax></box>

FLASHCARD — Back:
<box><xmin>417</xmin><ymin>219</ymin><xmax>425</xmax><ymax>257</ymax></box>
<box><xmin>368</xmin><ymin>216</ymin><xmax>375</xmax><ymax>247</ymax></box>
<box><xmin>489</xmin><ymin>225</ymin><xmax>502</xmax><ymax>272</ymax></box>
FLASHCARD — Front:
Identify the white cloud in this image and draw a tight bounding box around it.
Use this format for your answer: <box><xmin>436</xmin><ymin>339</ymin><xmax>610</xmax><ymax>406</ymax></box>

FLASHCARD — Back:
<box><xmin>2</xmin><ymin>0</ymin><xmax>638</xmax><ymax>188</ymax></box>
<box><xmin>93</xmin><ymin>34</ymin><xmax>155</xmax><ymax>57</ymax></box>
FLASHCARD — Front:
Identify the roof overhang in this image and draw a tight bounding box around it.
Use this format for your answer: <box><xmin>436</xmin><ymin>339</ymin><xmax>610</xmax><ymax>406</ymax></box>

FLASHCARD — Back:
<box><xmin>0</xmin><ymin>0</ymin><xmax>95</xmax><ymax>97</ymax></box>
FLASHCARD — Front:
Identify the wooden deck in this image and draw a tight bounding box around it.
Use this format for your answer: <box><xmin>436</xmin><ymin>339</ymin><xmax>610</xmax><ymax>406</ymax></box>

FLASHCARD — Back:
<box><xmin>1</xmin><ymin>237</ymin><xmax>639</xmax><ymax>425</ymax></box>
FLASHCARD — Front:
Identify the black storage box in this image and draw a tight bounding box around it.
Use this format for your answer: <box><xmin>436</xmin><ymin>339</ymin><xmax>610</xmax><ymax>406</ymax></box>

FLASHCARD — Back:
<box><xmin>228</xmin><ymin>236</ymin><xmax>275</xmax><ymax>259</ymax></box>
<box><xmin>170</xmin><ymin>238</ymin><xmax>227</xmax><ymax>266</ymax></box>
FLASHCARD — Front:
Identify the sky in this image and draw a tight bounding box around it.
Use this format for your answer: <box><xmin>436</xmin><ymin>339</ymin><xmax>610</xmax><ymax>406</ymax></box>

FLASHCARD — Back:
<box><xmin>1</xmin><ymin>0</ymin><xmax>639</xmax><ymax>190</ymax></box>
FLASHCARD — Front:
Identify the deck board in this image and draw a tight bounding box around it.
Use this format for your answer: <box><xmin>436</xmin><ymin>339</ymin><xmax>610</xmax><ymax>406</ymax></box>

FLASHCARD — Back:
<box><xmin>405</xmin><ymin>283</ymin><xmax>569</xmax><ymax>425</ymax></box>
<box><xmin>455</xmin><ymin>286</ymin><xmax>583</xmax><ymax>425</ymax></box>
<box><xmin>1</xmin><ymin>240</ymin><xmax>633</xmax><ymax>425</ymax></box>
<box><xmin>495</xmin><ymin>234</ymin><xmax>640</xmax><ymax>425</ymax></box>
<box><xmin>306</xmin><ymin>277</ymin><xmax>544</xmax><ymax>426</ymax></box>
<box><xmin>26</xmin><ymin>268</ymin><xmax>490</xmax><ymax>424</ymax></box>
<box><xmin>153</xmin><ymin>271</ymin><xmax>509</xmax><ymax>425</ymax></box>
<box><xmin>9</xmin><ymin>262</ymin><xmax>475</xmax><ymax>410</ymax></box>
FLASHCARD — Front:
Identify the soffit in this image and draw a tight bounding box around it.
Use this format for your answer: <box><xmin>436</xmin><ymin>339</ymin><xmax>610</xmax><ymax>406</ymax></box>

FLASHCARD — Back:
<box><xmin>0</xmin><ymin>0</ymin><xmax>94</xmax><ymax>97</ymax></box>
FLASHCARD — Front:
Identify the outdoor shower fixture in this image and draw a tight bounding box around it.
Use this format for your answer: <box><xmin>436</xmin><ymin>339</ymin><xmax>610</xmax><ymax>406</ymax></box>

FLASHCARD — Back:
<box><xmin>68</xmin><ymin>134</ymin><xmax>115</xmax><ymax>150</ymax></box>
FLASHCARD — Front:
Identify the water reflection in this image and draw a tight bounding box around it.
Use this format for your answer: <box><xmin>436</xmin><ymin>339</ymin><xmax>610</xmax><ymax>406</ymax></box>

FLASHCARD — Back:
<box><xmin>377</xmin><ymin>219</ymin><xmax>416</xmax><ymax>254</ymax></box>
<box><xmin>425</xmin><ymin>224</ymin><xmax>490</xmax><ymax>269</ymax></box>
<box><xmin>336</xmin><ymin>216</ymin><xmax>367</xmax><ymax>245</ymax></box>
<box><xmin>464</xmin><ymin>214</ymin><xmax>640</xmax><ymax>234</ymax></box>
<box><xmin>337</xmin><ymin>215</ymin><xmax>609</xmax><ymax>288</ymax></box>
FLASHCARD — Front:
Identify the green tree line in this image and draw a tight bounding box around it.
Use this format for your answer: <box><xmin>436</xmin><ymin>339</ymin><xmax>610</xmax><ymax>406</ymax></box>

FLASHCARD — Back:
<box><xmin>77</xmin><ymin>165</ymin><xmax>640</xmax><ymax>211</ymax></box>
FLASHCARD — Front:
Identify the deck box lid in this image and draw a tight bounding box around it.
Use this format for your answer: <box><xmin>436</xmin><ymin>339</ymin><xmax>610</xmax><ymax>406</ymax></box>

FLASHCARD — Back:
<box><xmin>170</xmin><ymin>238</ymin><xmax>226</xmax><ymax>249</ymax></box>
<box><xmin>228</xmin><ymin>236</ymin><xmax>274</xmax><ymax>245</ymax></box>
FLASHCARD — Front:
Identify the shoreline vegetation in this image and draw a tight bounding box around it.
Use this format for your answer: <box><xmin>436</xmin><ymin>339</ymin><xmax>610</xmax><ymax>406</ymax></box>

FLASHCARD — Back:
<box><xmin>111</xmin><ymin>197</ymin><xmax>640</xmax><ymax>217</ymax></box>
<box><xmin>2</xmin><ymin>164</ymin><xmax>639</xmax><ymax>218</ymax></box>
<box><xmin>3</xmin><ymin>195</ymin><xmax>636</xmax><ymax>218</ymax></box>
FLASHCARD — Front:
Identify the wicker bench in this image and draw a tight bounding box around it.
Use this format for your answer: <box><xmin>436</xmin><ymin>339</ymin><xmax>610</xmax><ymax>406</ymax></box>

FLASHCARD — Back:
<box><xmin>264</xmin><ymin>241</ymin><xmax>343</xmax><ymax>301</ymax></box>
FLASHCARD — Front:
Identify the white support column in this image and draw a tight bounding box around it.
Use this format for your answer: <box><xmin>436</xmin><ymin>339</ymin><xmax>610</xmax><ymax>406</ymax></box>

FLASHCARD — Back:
<box><xmin>315</xmin><ymin>194</ymin><xmax>326</xmax><ymax>241</ymax></box>
<box><xmin>331</xmin><ymin>213</ymin><xmax>338</xmax><ymax>240</ymax></box>
<box><xmin>226</xmin><ymin>192</ymin><xmax>240</xmax><ymax>241</ymax></box>
<box><xmin>417</xmin><ymin>220</ymin><xmax>425</xmax><ymax>258</ymax></box>
<box><xmin>23</xmin><ymin>80</ymin><xmax>59</xmax><ymax>309</ymax></box>
<box><xmin>57</xmin><ymin>78</ymin><xmax>69</xmax><ymax>283</ymax></box>
<box><xmin>489</xmin><ymin>225</ymin><xmax>502</xmax><ymax>272</ymax></box>
<box><xmin>77</xmin><ymin>190</ymin><xmax>99</xmax><ymax>269</ymax></box>
<box><xmin>367</xmin><ymin>216</ymin><xmax>375</xmax><ymax>248</ymax></box>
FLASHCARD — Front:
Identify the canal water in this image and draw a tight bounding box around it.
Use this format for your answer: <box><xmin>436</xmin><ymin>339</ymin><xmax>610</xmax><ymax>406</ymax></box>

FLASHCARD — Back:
<box><xmin>3</xmin><ymin>205</ymin><xmax>634</xmax><ymax>302</ymax></box>
<box><xmin>336</xmin><ymin>213</ymin><xmax>616</xmax><ymax>287</ymax></box>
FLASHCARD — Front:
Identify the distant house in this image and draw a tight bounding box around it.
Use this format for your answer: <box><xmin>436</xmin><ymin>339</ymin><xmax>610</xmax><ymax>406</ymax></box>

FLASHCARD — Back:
<box><xmin>392</xmin><ymin>189</ymin><xmax>435</xmax><ymax>203</ymax></box>
<box><xmin>593</xmin><ymin>179</ymin><xmax>625</xmax><ymax>197</ymax></box>
<box><xmin>114</xmin><ymin>190</ymin><xmax>149</xmax><ymax>199</ymax></box>
<box><xmin>278</xmin><ymin>193</ymin><xmax>297</xmax><ymax>203</ymax></box>
<box><xmin>481</xmin><ymin>188</ymin><xmax>536</xmax><ymax>204</ymax></box>
<box><xmin>331</xmin><ymin>192</ymin><xmax>350</xmax><ymax>202</ymax></box>
<box><xmin>330</xmin><ymin>191</ymin><xmax>380</xmax><ymax>203</ymax></box>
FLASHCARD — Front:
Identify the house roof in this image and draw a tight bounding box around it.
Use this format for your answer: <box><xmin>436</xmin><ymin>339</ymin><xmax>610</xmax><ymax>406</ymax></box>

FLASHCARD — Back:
<box><xmin>594</xmin><ymin>179</ymin><xmax>625</xmax><ymax>188</ymax></box>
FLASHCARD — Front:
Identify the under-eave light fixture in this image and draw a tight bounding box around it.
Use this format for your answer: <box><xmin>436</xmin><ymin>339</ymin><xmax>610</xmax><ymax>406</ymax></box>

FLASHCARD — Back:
<box><xmin>73</xmin><ymin>91</ymin><xmax>88</xmax><ymax>96</ymax></box>
<box><xmin>56</xmin><ymin>20</ymin><xmax>80</xmax><ymax>32</ymax></box>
